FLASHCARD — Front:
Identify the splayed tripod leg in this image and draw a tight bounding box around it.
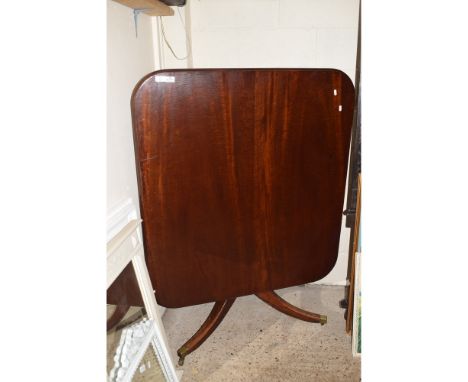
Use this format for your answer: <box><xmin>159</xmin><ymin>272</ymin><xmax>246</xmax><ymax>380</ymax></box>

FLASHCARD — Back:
<box><xmin>256</xmin><ymin>290</ymin><xmax>327</xmax><ymax>325</ymax></box>
<box><xmin>177</xmin><ymin>298</ymin><xmax>236</xmax><ymax>366</ymax></box>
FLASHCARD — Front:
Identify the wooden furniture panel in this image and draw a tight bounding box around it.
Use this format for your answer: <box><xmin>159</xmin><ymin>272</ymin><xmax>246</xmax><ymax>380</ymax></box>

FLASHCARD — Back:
<box><xmin>131</xmin><ymin>69</ymin><xmax>354</xmax><ymax>308</ymax></box>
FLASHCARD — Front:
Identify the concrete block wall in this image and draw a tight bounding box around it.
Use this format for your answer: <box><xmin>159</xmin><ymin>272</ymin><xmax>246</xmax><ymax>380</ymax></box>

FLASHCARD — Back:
<box><xmin>155</xmin><ymin>6</ymin><xmax>192</xmax><ymax>69</ymax></box>
<box><xmin>189</xmin><ymin>0</ymin><xmax>359</xmax><ymax>84</ymax></box>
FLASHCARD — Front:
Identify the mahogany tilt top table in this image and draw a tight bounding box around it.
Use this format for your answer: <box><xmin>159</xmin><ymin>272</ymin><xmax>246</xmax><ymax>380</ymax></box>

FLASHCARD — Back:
<box><xmin>130</xmin><ymin>68</ymin><xmax>355</xmax><ymax>364</ymax></box>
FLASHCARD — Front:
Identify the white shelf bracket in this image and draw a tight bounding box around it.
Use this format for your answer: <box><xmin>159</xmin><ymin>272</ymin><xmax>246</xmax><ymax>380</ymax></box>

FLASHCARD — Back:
<box><xmin>133</xmin><ymin>8</ymin><xmax>151</xmax><ymax>38</ymax></box>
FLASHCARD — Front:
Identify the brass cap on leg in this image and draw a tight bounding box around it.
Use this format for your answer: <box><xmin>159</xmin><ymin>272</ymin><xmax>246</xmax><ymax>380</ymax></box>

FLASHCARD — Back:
<box><xmin>320</xmin><ymin>315</ymin><xmax>327</xmax><ymax>325</ymax></box>
<box><xmin>178</xmin><ymin>356</ymin><xmax>185</xmax><ymax>366</ymax></box>
<box><xmin>177</xmin><ymin>345</ymin><xmax>188</xmax><ymax>366</ymax></box>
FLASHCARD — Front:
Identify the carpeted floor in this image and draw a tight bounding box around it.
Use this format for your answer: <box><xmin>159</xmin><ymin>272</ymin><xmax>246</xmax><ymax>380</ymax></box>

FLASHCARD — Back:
<box><xmin>162</xmin><ymin>285</ymin><xmax>361</xmax><ymax>382</ymax></box>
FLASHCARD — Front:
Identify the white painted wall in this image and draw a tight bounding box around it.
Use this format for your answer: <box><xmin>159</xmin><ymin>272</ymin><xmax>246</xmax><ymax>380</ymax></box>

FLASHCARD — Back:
<box><xmin>189</xmin><ymin>0</ymin><xmax>359</xmax><ymax>83</ymax></box>
<box><xmin>154</xmin><ymin>6</ymin><xmax>193</xmax><ymax>69</ymax></box>
<box><xmin>107</xmin><ymin>0</ymin><xmax>156</xmax><ymax>215</ymax></box>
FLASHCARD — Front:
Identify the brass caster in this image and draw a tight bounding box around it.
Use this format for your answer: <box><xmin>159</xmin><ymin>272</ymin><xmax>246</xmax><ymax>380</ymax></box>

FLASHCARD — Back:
<box><xmin>320</xmin><ymin>315</ymin><xmax>327</xmax><ymax>325</ymax></box>
<box><xmin>178</xmin><ymin>356</ymin><xmax>185</xmax><ymax>366</ymax></box>
<box><xmin>177</xmin><ymin>345</ymin><xmax>188</xmax><ymax>366</ymax></box>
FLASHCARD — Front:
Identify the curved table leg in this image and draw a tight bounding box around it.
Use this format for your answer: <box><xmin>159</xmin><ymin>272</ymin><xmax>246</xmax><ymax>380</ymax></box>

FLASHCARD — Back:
<box><xmin>107</xmin><ymin>304</ymin><xmax>130</xmax><ymax>332</ymax></box>
<box><xmin>256</xmin><ymin>290</ymin><xmax>327</xmax><ymax>325</ymax></box>
<box><xmin>177</xmin><ymin>298</ymin><xmax>235</xmax><ymax>366</ymax></box>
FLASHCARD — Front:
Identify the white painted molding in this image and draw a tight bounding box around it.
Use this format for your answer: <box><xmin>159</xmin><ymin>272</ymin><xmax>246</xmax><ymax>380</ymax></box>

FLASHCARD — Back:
<box><xmin>108</xmin><ymin>219</ymin><xmax>142</xmax><ymax>256</ymax></box>
<box><xmin>107</xmin><ymin>198</ymin><xmax>138</xmax><ymax>241</ymax></box>
<box><xmin>107</xmin><ymin>220</ymin><xmax>142</xmax><ymax>288</ymax></box>
<box><xmin>132</xmin><ymin>251</ymin><xmax>179</xmax><ymax>381</ymax></box>
<box><xmin>107</xmin><ymin>242</ymin><xmax>142</xmax><ymax>289</ymax></box>
<box><xmin>107</xmin><ymin>219</ymin><xmax>179</xmax><ymax>382</ymax></box>
<box><xmin>109</xmin><ymin>319</ymin><xmax>156</xmax><ymax>382</ymax></box>
<box><xmin>107</xmin><ymin>205</ymin><xmax>165</xmax><ymax>315</ymax></box>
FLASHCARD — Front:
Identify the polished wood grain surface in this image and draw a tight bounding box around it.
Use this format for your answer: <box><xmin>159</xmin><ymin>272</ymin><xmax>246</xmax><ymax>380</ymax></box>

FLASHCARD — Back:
<box><xmin>256</xmin><ymin>290</ymin><xmax>325</xmax><ymax>324</ymax></box>
<box><xmin>177</xmin><ymin>298</ymin><xmax>235</xmax><ymax>365</ymax></box>
<box><xmin>131</xmin><ymin>69</ymin><xmax>354</xmax><ymax>308</ymax></box>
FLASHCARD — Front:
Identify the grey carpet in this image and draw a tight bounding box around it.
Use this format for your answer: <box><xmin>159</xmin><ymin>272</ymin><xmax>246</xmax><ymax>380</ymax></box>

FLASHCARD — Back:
<box><xmin>162</xmin><ymin>285</ymin><xmax>361</xmax><ymax>382</ymax></box>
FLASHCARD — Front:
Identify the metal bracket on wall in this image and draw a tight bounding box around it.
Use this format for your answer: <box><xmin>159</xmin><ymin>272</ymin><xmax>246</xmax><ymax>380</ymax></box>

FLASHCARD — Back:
<box><xmin>133</xmin><ymin>8</ymin><xmax>151</xmax><ymax>38</ymax></box>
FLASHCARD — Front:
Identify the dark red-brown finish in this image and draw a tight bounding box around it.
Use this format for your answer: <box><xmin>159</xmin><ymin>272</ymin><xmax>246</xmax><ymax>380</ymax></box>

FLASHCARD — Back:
<box><xmin>131</xmin><ymin>69</ymin><xmax>354</xmax><ymax>308</ymax></box>
<box><xmin>106</xmin><ymin>304</ymin><xmax>130</xmax><ymax>332</ymax></box>
<box><xmin>177</xmin><ymin>298</ymin><xmax>235</xmax><ymax>365</ymax></box>
<box><xmin>107</xmin><ymin>263</ymin><xmax>144</xmax><ymax>307</ymax></box>
<box><xmin>256</xmin><ymin>290</ymin><xmax>322</xmax><ymax>323</ymax></box>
